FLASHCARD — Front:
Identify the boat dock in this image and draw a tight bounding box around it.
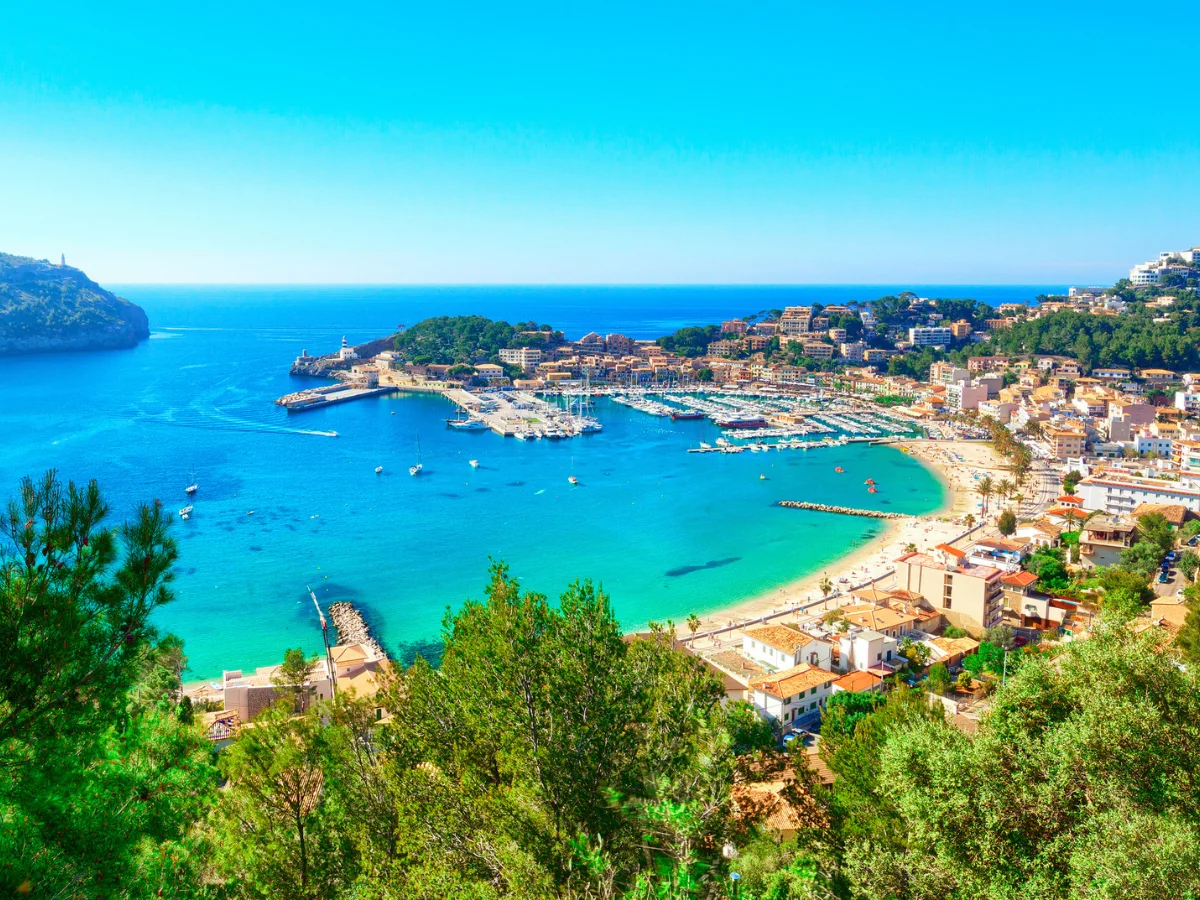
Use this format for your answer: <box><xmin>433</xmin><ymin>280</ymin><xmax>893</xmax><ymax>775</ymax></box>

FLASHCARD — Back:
<box><xmin>275</xmin><ymin>384</ymin><xmax>397</xmax><ymax>412</ymax></box>
<box><xmin>440</xmin><ymin>388</ymin><xmax>601</xmax><ymax>439</ymax></box>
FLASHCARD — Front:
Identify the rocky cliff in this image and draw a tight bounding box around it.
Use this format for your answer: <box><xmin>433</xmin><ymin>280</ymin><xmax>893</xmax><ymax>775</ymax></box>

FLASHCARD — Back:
<box><xmin>0</xmin><ymin>253</ymin><xmax>150</xmax><ymax>356</ymax></box>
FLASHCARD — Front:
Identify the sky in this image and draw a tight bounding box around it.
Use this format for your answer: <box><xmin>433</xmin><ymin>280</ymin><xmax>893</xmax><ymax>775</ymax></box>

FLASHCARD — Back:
<box><xmin>1</xmin><ymin>1</ymin><xmax>1197</xmax><ymax>285</ymax></box>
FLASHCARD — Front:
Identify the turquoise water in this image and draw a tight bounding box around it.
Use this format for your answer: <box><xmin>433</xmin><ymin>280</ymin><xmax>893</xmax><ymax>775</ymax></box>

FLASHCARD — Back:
<box><xmin>0</xmin><ymin>286</ymin><xmax>1034</xmax><ymax>678</ymax></box>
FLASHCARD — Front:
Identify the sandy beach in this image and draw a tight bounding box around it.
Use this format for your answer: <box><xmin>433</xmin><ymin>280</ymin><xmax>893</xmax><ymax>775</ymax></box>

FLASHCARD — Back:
<box><xmin>681</xmin><ymin>439</ymin><xmax>1006</xmax><ymax>644</ymax></box>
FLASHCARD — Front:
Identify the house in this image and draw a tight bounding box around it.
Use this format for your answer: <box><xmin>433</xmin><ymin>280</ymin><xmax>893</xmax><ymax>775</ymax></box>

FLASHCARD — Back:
<box><xmin>923</xmin><ymin>635</ymin><xmax>981</xmax><ymax>669</ymax></box>
<box><xmin>748</xmin><ymin>664</ymin><xmax>838</xmax><ymax>728</ymax></box>
<box><xmin>1075</xmin><ymin>472</ymin><xmax>1200</xmax><ymax>516</ymax></box>
<box><xmin>831</xmin><ymin>669</ymin><xmax>886</xmax><ymax>694</ymax></box>
<box><xmin>741</xmin><ymin>624</ymin><xmax>831</xmax><ymax>672</ymax></box>
<box><xmin>1131</xmin><ymin>502</ymin><xmax>1192</xmax><ymax>528</ymax></box>
<box><xmin>1078</xmin><ymin>515</ymin><xmax>1136</xmax><ymax>569</ymax></box>
<box><xmin>838</xmin><ymin>628</ymin><xmax>898</xmax><ymax>673</ymax></box>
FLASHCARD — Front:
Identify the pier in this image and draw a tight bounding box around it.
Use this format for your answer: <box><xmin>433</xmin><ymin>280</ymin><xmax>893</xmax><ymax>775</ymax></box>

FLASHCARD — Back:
<box><xmin>275</xmin><ymin>384</ymin><xmax>396</xmax><ymax>412</ymax></box>
<box><xmin>776</xmin><ymin>501</ymin><xmax>907</xmax><ymax>520</ymax></box>
<box><xmin>328</xmin><ymin>602</ymin><xmax>388</xmax><ymax>661</ymax></box>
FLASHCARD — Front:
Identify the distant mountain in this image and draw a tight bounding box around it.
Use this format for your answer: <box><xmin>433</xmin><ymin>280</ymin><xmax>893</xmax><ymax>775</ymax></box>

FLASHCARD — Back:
<box><xmin>0</xmin><ymin>253</ymin><xmax>150</xmax><ymax>356</ymax></box>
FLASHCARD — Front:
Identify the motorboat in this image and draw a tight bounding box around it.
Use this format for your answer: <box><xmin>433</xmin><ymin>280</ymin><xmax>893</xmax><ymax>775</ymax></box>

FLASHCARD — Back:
<box><xmin>375</xmin><ymin>466</ymin><xmax>383</xmax><ymax>474</ymax></box>
<box><xmin>178</xmin><ymin>505</ymin><xmax>193</xmax><ymax>520</ymax></box>
<box><xmin>469</xmin><ymin>459</ymin><xmax>479</xmax><ymax>468</ymax></box>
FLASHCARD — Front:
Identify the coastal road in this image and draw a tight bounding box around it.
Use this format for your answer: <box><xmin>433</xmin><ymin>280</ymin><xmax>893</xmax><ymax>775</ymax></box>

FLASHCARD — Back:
<box><xmin>1018</xmin><ymin>459</ymin><xmax>1058</xmax><ymax>520</ymax></box>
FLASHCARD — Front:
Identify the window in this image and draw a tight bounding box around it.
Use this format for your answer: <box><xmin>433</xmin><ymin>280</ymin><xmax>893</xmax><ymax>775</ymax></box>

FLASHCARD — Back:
<box><xmin>810</xmin><ymin>687</ymin><xmax>817</xmax><ymax>696</ymax></box>
<box><xmin>886</xmin><ymin>650</ymin><xmax>892</xmax><ymax>661</ymax></box>
<box><xmin>876</xmin><ymin>652</ymin><xmax>882</xmax><ymax>661</ymax></box>
<box><xmin>810</xmin><ymin>702</ymin><xmax>817</xmax><ymax>711</ymax></box>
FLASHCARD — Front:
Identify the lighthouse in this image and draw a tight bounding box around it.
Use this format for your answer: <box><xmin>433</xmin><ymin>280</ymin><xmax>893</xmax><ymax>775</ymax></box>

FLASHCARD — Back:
<box><xmin>61</xmin><ymin>253</ymin><xmax>66</xmax><ymax>267</ymax></box>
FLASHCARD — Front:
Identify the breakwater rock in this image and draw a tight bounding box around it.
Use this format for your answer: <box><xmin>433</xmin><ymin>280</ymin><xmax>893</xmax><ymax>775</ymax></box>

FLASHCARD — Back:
<box><xmin>328</xmin><ymin>601</ymin><xmax>388</xmax><ymax>660</ymax></box>
<box><xmin>777</xmin><ymin>501</ymin><xmax>906</xmax><ymax>520</ymax></box>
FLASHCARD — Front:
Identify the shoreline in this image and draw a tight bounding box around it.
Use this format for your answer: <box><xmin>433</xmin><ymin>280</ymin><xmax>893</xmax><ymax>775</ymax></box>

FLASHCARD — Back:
<box><xmin>183</xmin><ymin>439</ymin><xmax>1005</xmax><ymax>692</ymax></box>
<box><xmin>679</xmin><ymin>439</ymin><xmax>1005</xmax><ymax>641</ymax></box>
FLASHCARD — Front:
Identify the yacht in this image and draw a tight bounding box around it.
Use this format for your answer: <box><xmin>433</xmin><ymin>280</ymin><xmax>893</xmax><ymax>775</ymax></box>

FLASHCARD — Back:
<box><xmin>568</xmin><ymin>475</ymin><xmax>579</xmax><ymax>486</ymax></box>
<box><xmin>410</xmin><ymin>434</ymin><xmax>423</xmax><ymax>476</ymax></box>
<box><xmin>447</xmin><ymin>417</ymin><xmax>488</xmax><ymax>431</ymax></box>
<box><xmin>375</xmin><ymin>466</ymin><xmax>383</xmax><ymax>474</ymax></box>
<box><xmin>469</xmin><ymin>459</ymin><xmax>480</xmax><ymax>468</ymax></box>
<box><xmin>178</xmin><ymin>505</ymin><xmax>193</xmax><ymax>520</ymax></box>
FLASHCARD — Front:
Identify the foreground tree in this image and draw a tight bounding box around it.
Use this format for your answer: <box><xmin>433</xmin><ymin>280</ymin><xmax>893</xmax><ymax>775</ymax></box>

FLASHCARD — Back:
<box><xmin>837</xmin><ymin>627</ymin><xmax>1200</xmax><ymax>899</ymax></box>
<box><xmin>361</xmin><ymin>563</ymin><xmax>740</xmax><ymax>898</ymax></box>
<box><xmin>0</xmin><ymin>472</ymin><xmax>217</xmax><ymax>898</ymax></box>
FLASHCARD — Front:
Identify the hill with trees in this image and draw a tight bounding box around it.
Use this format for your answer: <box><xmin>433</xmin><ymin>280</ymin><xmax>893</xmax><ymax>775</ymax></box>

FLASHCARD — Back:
<box><xmin>0</xmin><ymin>253</ymin><xmax>150</xmax><ymax>355</ymax></box>
<box><xmin>391</xmin><ymin>315</ymin><xmax>563</xmax><ymax>366</ymax></box>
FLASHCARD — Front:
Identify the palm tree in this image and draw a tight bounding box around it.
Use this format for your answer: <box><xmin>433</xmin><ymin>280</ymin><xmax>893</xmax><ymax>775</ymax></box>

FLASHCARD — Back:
<box><xmin>819</xmin><ymin>575</ymin><xmax>833</xmax><ymax>600</ymax></box>
<box><xmin>964</xmin><ymin>514</ymin><xmax>976</xmax><ymax>529</ymax></box>
<box><xmin>997</xmin><ymin>479</ymin><xmax>1014</xmax><ymax>507</ymax></box>
<box><xmin>978</xmin><ymin>476</ymin><xmax>994</xmax><ymax>514</ymax></box>
<box><xmin>903</xmin><ymin>541</ymin><xmax>918</xmax><ymax>554</ymax></box>
<box><xmin>686</xmin><ymin>613</ymin><xmax>701</xmax><ymax>638</ymax></box>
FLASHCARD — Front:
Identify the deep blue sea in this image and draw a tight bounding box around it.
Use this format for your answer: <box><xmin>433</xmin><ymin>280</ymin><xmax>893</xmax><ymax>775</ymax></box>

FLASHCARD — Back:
<box><xmin>0</xmin><ymin>285</ymin><xmax>1059</xmax><ymax>679</ymax></box>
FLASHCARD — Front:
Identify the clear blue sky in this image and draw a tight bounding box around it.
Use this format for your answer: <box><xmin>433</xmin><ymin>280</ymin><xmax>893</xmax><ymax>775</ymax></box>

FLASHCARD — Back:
<box><xmin>1</xmin><ymin>1</ymin><xmax>1197</xmax><ymax>284</ymax></box>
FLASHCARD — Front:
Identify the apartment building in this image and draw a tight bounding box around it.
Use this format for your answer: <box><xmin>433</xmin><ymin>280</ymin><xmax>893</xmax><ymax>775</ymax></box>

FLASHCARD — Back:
<box><xmin>893</xmin><ymin>545</ymin><xmax>1005</xmax><ymax>633</ymax></box>
<box><xmin>908</xmin><ymin>326</ymin><xmax>954</xmax><ymax>347</ymax></box>
<box><xmin>1075</xmin><ymin>471</ymin><xmax>1200</xmax><ymax>515</ymax></box>
<box><xmin>497</xmin><ymin>347</ymin><xmax>544</xmax><ymax>370</ymax></box>
<box><xmin>1046</xmin><ymin>428</ymin><xmax>1085</xmax><ymax>459</ymax></box>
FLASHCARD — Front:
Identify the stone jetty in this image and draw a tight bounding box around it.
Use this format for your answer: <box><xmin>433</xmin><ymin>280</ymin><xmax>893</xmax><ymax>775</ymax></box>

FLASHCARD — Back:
<box><xmin>328</xmin><ymin>602</ymin><xmax>388</xmax><ymax>661</ymax></box>
<box><xmin>777</xmin><ymin>501</ymin><xmax>906</xmax><ymax>520</ymax></box>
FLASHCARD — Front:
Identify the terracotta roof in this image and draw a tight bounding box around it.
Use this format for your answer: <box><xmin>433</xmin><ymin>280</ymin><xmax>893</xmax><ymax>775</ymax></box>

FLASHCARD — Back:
<box><xmin>1057</xmin><ymin>495</ymin><xmax>1084</xmax><ymax>504</ymax></box>
<box><xmin>331</xmin><ymin>643</ymin><xmax>370</xmax><ymax>665</ymax></box>
<box><xmin>935</xmin><ymin>543</ymin><xmax>966</xmax><ymax>558</ymax></box>
<box><xmin>832</xmin><ymin>670</ymin><xmax>885</xmax><ymax>693</ymax></box>
<box><xmin>839</xmin><ymin>603</ymin><xmax>917</xmax><ymax>632</ymax></box>
<box><xmin>749</xmin><ymin>664</ymin><xmax>837</xmax><ymax>700</ymax></box>
<box><xmin>743</xmin><ymin>624</ymin><xmax>816</xmax><ymax>655</ymax></box>
<box><xmin>929</xmin><ymin>636</ymin><xmax>980</xmax><ymax>656</ymax></box>
<box><xmin>1132</xmin><ymin>503</ymin><xmax>1190</xmax><ymax>526</ymax></box>
<box><xmin>1001</xmin><ymin>570</ymin><xmax>1039</xmax><ymax>588</ymax></box>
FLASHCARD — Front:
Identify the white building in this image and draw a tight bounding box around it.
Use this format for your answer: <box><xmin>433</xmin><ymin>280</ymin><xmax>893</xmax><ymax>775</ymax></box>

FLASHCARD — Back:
<box><xmin>741</xmin><ymin>625</ymin><xmax>831</xmax><ymax>672</ymax></box>
<box><xmin>1175</xmin><ymin>391</ymin><xmax>1200</xmax><ymax>413</ymax></box>
<box><xmin>1075</xmin><ymin>472</ymin><xmax>1200</xmax><ymax>516</ymax></box>
<box><xmin>1129</xmin><ymin>263</ymin><xmax>1161</xmax><ymax>285</ymax></box>
<box><xmin>338</xmin><ymin>337</ymin><xmax>357</xmax><ymax>361</ymax></box>
<box><xmin>498</xmin><ymin>347</ymin><xmax>544</xmax><ymax>370</ymax></box>
<box><xmin>747</xmin><ymin>664</ymin><xmax>838</xmax><ymax>728</ymax></box>
<box><xmin>908</xmin><ymin>326</ymin><xmax>954</xmax><ymax>348</ymax></box>
<box><xmin>838</xmin><ymin>628</ymin><xmax>898</xmax><ymax>673</ymax></box>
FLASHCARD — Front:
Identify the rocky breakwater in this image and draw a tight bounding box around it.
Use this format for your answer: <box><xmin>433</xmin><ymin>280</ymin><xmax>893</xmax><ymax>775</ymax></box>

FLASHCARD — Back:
<box><xmin>0</xmin><ymin>252</ymin><xmax>150</xmax><ymax>355</ymax></box>
<box><xmin>777</xmin><ymin>501</ymin><xmax>907</xmax><ymax>520</ymax></box>
<box><xmin>328</xmin><ymin>602</ymin><xmax>388</xmax><ymax>660</ymax></box>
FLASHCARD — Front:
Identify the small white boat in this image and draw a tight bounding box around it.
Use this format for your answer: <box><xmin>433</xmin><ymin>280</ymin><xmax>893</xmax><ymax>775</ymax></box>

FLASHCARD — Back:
<box><xmin>375</xmin><ymin>466</ymin><xmax>383</xmax><ymax>474</ymax></box>
<box><xmin>568</xmin><ymin>475</ymin><xmax>578</xmax><ymax>486</ymax></box>
<box><xmin>469</xmin><ymin>459</ymin><xmax>479</xmax><ymax>468</ymax></box>
<box><xmin>178</xmin><ymin>505</ymin><xmax>193</xmax><ymax>520</ymax></box>
<box><xmin>185</xmin><ymin>483</ymin><xmax>198</xmax><ymax>495</ymax></box>
<box><xmin>410</xmin><ymin>434</ymin><xmax>423</xmax><ymax>476</ymax></box>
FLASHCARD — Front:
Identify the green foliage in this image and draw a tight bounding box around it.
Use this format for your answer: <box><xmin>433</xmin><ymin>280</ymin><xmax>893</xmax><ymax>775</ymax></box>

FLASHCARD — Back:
<box><xmin>821</xmin><ymin>690</ymin><xmax>884</xmax><ymax>738</ymax></box>
<box><xmin>997</xmin><ymin>509</ymin><xmax>1017</xmax><ymax>536</ymax></box>
<box><xmin>368</xmin><ymin>562</ymin><xmax>738</xmax><ymax>897</ymax></box>
<box><xmin>973</xmin><ymin>307</ymin><xmax>1200</xmax><ymax>372</ymax></box>
<box><xmin>392</xmin><ymin>315</ymin><xmax>561</xmax><ymax>366</ymax></box>
<box><xmin>1120</xmin><ymin>540</ymin><xmax>1167</xmax><ymax>578</ymax></box>
<box><xmin>656</xmin><ymin>324</ymin><xmax>721</xmax><ymax>358</ymax></box>
<box><xmin>843</xmin><ymin>627</ymin><xmax>1200</xmax><ymax>898</ymax></box>
<box><xmin>0</xmin><ymin>472</ymin><xmax>217</xmax><ymax>898</ymax></box>
<box><xmin>0</xmin><ymin>253</ymin><xmax>149</xmax><ymax>352</ymax></box>
<box><xmin>983</xmin><ymin>625</ymin><xmax>1015</xmax><ymax>649</ymax></box>
<box><xmin>961</xmin><ymin>641</ymin><xmax>1010</xmax><ymax>679</ymax></box>
<box><xmin>926</xmin><ymin>662</ymin><xmax>952</xmax><ymax>695</ymax></box>
<box><xmin>942</xmin><ymin>624</ymin><xmax>969</xmax><ymax>639</ymax></box>
<box><xmin>1135</xmin><ymin>512</ymin><xmax>1175</xmax><ymax>556</ymax></box>
<box><xmin>1180</xmin><ymin>550</ymin><xmax>1199</xmax><ymax>583</ymax></box>
<box><xmin>1097</xmin><ymin>566</ymin><xmax>1155</xmax><ymax>605</ymax></box>
<box><xmin>726</xmin><ymin>699</ymin><xmax>776</xmax><ymax>754</ymax></box>
<box><xmin>696</xmin><ymin>367</ymin><xmax>714</xmax><ymax>382</ymax></box>
<box><xmin>1026</xmin><ymin>545</ymin><xmax>1070</xmax><ymax>592</ymax></box>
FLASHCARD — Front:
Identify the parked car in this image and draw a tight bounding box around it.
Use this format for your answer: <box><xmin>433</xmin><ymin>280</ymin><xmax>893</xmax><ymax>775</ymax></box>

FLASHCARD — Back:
<box><xmin>1167</xmin><ymin>551</ymin><xmax>1178</xmax><ymax>563</ymax></box>
<box><xmin>1012</xmin><ymin>635</ymin><xmax>1028</xmax><ymax>648</ymax></box>
<box><xmin>1159</xmin><ymin>571</ymin><xmax>1170</xmax><ymax>583</ymax></box>
<box><xmin>1188</xmin><ymin>535</ymin><xmax>1199</xmax><ymax>547</ymax></box>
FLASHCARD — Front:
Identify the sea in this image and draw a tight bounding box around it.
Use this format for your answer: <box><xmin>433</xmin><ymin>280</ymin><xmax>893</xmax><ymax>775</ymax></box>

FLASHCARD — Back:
<box><xmin>0</xmin><ymin>285</ymin><xmax>1061</xmax><ymax>679</ymax></box>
